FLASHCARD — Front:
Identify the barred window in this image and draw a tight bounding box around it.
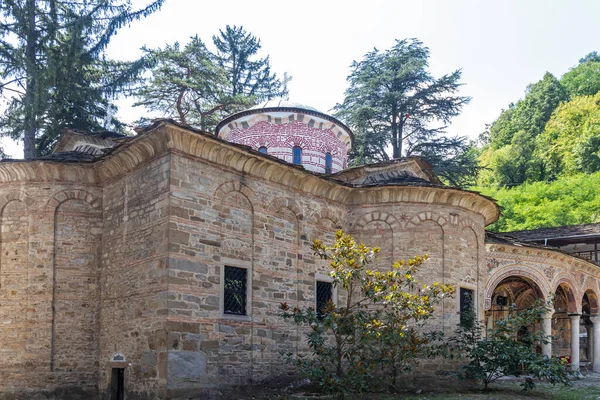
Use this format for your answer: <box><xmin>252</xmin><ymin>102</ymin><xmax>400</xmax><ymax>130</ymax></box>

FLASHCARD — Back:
<box><xmin>224</xmin><ymin>266</ymin><xmax>247</xmax><ymax>315</ymax></box>
<box><xmin>460</xmin><ymin>287</ymin><xmax>474</xmax><ymax>326</ymax></box>
<box><xmin>316</xmin><ymin>281</ymin><xmax>333</xmax><ymax>317</ymax></box>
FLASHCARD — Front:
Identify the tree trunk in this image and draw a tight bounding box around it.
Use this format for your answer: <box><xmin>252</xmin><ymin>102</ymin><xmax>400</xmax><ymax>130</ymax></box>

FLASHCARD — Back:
<box><xmin>23</xmin><ymin>0</ymin><xmax>38</xmax><ymax>159</ymax></box>
<box><xmin>391</xmin><ymin>104</ymin><xmax>399</xmax><ymax>159</ymax></box>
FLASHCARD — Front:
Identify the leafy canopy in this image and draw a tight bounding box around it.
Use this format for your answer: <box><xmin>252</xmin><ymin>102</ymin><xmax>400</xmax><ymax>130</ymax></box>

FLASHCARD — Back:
<box><xmin>334</xmin><ymin>39</ymin><xmax>474</xmax><ymax>186</ymax></box>
<box><xmin>280</xmin><ymin>230</ymin><xmax>454</xmax><ymax>396</ymax></box>
<box><xmin>474</xmin><ymin>171</ymin><xmax>600</xmax><ymax>232</ymax></box>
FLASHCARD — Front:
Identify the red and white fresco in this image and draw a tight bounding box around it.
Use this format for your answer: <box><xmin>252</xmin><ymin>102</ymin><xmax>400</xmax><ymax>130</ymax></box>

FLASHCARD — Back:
<box><xmin>225</xmin><ymin>120</ymin><xmax>348</xmax><ymax>173</ymax></box>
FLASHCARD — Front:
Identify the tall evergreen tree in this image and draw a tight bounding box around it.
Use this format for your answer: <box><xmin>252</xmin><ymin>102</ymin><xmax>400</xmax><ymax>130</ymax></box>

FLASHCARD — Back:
<box><xmin>136</xmin><ymin>26</ymin><xmax>291</xmax><ymax>132</ymax></box>
<box><xmin>212</xmin><ymin>25</ymin><xmax>290</xmax><ymax>102</ymax></box>
<box><xmin>334</xmin><ymin>38</ymin><xmax>471</xmax><ymax>185</ymax></box>
<box><xmin>0</xmin><ymin>0</ymin><xmax>165</xmax><ymax>158</ymax></box>
<box><xmin>134</xmin><ymin>37</ymin><xmax>229</xmax><ymax>131</ymax></box>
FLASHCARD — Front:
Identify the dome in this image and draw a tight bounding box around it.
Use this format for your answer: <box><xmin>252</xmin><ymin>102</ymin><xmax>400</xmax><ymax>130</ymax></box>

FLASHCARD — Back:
<box><xmin>215</xmin><ymin>99</ymin><xmax>353</xmax><ymax>174</ymax></box>
<box><xmin>248</xmin><ymin>99</ymin><xmax>322</xmax><ymax>113</ymax></box>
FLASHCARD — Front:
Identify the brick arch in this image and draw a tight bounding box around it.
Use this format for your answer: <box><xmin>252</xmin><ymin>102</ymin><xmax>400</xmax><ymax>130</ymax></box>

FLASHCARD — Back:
<box><xmin>406</xmin><ymin>212</ymin><xmax>447</xmax><ymax>228</ymax></box>
<box><xmin>553</xmin><ymin>274</ymin><xmax>581</xmax><ymax>313</ymax></box>
<box><xmin>213</xmin><ymin>181</ymin><xmax>257</xmax><ymax>211</ymax></box>
<box><xmin>352</xmin><ymin>211</ymin><xmax>400</xmax><ymax>231</ymax></box>
<box><xmin>316</xmin><ymin>209</ymin><xmax>343</xmax><ymax>229</ymax></box>
<box><xmin>46</xmin><ymin>189</ymin><xmax>101</xmax><ymax>211</ymax></box>
<box><xmin>583</xmin><ymin>287</ymin><xmax>599</xmax><ymax>315</ymax></box>
<box><xmin>0</xmin><ymin>191</ymin><xmax>34</xmax><ymax>213</ymax></box>
<box><xmin>485</xmin><ymin>264</ymin><xmax>551</xmax><ymax>309</ymax></box>
<box><xmin>267</xmin><ymin>197</ymin><xmax>303</xmax><ymax>221</ymax></box>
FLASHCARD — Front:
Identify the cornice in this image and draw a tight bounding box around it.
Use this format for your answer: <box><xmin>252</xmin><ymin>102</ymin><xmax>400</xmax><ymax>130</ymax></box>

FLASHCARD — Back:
<box><xmin>0</xmin><ymin>160</ymin><xmax>97</xmax><ymax>184</ymax></box>
<box><xmin>0</xmin><ymin>121</ymin><xmax>500</xmax><ymax>225</ymax></box>
<box><xmin>486</xmin><ymin>242</ymin><xmax>600</xmax><ymax>277</ymax></box>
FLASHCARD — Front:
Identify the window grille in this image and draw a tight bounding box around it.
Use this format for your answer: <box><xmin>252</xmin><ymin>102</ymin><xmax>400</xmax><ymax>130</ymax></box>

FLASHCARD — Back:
<box><xmin>316</xmin><ymin>281</ymin><xmax>332</xmax><ymax>317</ymax></box>
<box><xmin>224</xmin><ymin>266</ymin><xmax>247</xmax><ymax>315</ymax></box>
<box><xmin>292</xmin><ymin>146</ymin><xmax>302</xmax><ymax>165</ymax></box>
<box><xmin>325</xmin><ymin>153</ymin><xmax>332</xmax><ymax>174</ymax></box>
<box><xmin>460</xmin><ymin>287</ymin><xmax>474</xmax><ymax>326</ymax></box>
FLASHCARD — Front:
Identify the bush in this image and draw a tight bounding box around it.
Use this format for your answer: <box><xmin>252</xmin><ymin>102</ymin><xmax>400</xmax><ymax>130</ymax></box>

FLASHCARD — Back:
<box><xmin>279</xmin><ymin>230</ymin><xmax>454</xmax><ymax>397</ymax></box>
<box><xmin>448</xmin><ymin>301</ymin><xmax>573</xmax><ymax>391</ymax></box>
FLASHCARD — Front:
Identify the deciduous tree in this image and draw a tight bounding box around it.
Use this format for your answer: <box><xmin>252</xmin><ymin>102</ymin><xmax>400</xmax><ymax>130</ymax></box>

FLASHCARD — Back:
<box><xmin>280</xmin><ymin>230</ymin><xmax>453</xmax><ymax>396</ymax></box>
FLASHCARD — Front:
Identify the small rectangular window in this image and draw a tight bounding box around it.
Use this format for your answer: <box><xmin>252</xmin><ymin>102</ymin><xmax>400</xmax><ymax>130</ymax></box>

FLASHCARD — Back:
<box><xmin>316</xmin><ymin>281</ymin><xmax>333</xmax><ymax>317</ymax></box>
<box><xmin>224</xmin><ymin>266</ymin><xmax>247</xmax><ymax>315</ymax></box>
<box><xmin>460</xmin><ymin>287</ymin><xmax>474</xmax><ymax>326</ymax></box>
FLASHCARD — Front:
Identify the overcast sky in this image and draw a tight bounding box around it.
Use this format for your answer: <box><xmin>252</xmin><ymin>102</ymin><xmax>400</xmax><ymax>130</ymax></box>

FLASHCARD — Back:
<box><xmin>3</xmin><ymin>0</ymin><xmax>600</xmax><ymax>158</ymax></box>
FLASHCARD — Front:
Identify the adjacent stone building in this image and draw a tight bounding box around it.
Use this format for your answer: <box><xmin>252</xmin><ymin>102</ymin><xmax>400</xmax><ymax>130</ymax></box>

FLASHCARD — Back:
<box><xmin>0</xmin><ymin>101</ymin><xmax>599</xmax><ymax>399</ymax></box>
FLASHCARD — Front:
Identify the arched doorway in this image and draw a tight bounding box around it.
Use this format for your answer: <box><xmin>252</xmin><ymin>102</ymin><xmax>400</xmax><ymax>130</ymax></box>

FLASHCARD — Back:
<box><xmin>552</xmin><ymin>283</ymin><xmax>577</xmax><ymax>359</ymax></box>
<box><xmin>487</xmin><ymin>276</ymin><xmax>546</xmax><ymax>346</ymax></box>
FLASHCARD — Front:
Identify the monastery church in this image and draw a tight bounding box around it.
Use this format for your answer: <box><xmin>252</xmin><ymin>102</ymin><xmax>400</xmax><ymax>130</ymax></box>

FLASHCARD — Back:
<box><xmin>0</xmin><ymin>100</ymin><xmax>599</xmax><ymax>399</ymax></box>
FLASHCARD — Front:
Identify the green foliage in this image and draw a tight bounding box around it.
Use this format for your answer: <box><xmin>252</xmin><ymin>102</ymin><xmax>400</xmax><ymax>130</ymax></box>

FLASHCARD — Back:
<box><xmin>0</xmin><ymin>0</ymin><xmax>165</xmax><ymax>157</ymax></box>
<box><xmin>480</xmin><ymin>73</ymin><xmax>568</xmax><ymax>187</ymax></box>
<box><xmin>561</xmin><ymin>53</ymin><xmax>600</xmax><ymax>97</ymax></box>
<box><xmin>535</xmin><ymin>93</ymin><xmax>600</xmax><ymax>179</ymax></box>
<box><xmin>334</xmin><ymin>39</ymin><xmax>474</xmax><ymax>186</ymax></box>
<box><xmin>136</xmin><ymin>25</ymin><xmax>290</xmax><ymax>132</ymax></box>
<box><xmin>135</xmin><ymin>36</ymin><xmax>230</xmax><ymax>131</ymax></box>
<box><xmin>474</xmin><ymin>172</ymin><xmax>600</xmax><ymax>231</ymax></box>
<box><xmin>212</xmin><ymin>25</ymin><xmax>290</xmax><ymax>100</ymax></box>
<box><xmin>449</xmin><ymin>301</ymin><xmax>572</xmax><ymax>391</ymax></box>
<box><xmin>280</xmin><ymin>231</ymin><xmax>454</xmax><ymax>397</ymax></box>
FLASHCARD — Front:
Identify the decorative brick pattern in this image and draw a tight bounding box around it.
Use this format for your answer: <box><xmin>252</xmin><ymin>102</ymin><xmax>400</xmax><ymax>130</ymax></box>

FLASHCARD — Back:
<box><xmin>225</xmin><ymin>120</ymin><xmax>348</xmax><ymax>173</ymax></box>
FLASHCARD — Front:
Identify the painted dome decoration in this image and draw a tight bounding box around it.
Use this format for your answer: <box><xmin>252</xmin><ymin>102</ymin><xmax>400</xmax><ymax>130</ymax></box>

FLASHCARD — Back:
<box><xmin>215</xmin><ymin>99</ymin><xmax>353</xmax><ymax>173</ymax></box>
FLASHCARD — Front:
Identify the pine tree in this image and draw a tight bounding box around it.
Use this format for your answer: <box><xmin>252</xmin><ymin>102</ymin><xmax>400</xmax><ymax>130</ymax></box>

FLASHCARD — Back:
<box><xmin>0</xmin><ymin>0</ymin><xmax>165</xmax><ymax>158</ymax></box>
<box><xmin>212</xmin><ymin>25</ymin><xmax>290</xmax><ymax>103</ymax></box>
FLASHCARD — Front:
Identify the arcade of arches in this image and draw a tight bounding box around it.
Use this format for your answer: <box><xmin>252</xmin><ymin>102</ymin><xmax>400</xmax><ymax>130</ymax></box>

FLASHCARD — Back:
<box><xmin>486</xmin><ymin>240</ymin><xmax>600</xmax><ymax>372</ymax></box>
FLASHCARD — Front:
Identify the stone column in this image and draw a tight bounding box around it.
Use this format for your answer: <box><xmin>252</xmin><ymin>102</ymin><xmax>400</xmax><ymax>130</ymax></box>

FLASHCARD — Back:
<box><xmin>541</xmin><ymin>310</ymin><xmax>553</xmax><ymax>358</ymax></box>
<box><xmin>569</xmin><ymin>314</ymin><xmax>581</xmax><ymax>371</ymax></box>
<box><xmin>586</xmin><ymin>324</ymin><xmax>593</xmax><ymax>362</ymax></box>
<box><xmin>591</xmin><ymin>315</ymin><xmax>600</xmax><ymax>372</ymax></box>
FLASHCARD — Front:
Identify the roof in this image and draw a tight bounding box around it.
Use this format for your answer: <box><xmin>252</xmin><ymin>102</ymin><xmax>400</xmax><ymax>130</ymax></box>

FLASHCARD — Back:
<box><xmin>332</xmin><ymin>157</ymin><xmax>442</xmax><ymax>186</ymax></box>
<box><xmin>508</xmin><ymin>223</ymin><xmax>600</xmax><ymax>242</ymax></box>
<box><xmin>248</xmin><ymin>100</ymin><xmax>322</xmax><ymax>113</ymax></box>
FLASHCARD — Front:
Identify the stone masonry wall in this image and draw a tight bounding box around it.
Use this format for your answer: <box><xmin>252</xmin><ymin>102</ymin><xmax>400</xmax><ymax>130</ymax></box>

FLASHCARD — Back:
<box><xmin>163</xmin><ymin>151</ymin><xmax>488</xmax><ymax>396</ymax></box>
<box><xmin>164</xmin><ymin>152</ymin><xmax>347</xmax><ymax>397</ymax></box>
<box><xmin>98</xmin><ymin>154</ymin><xmax>171</xmax><ymax>400</ymax></box>
<box><xmin>0</xmin><ymin>184</ymin><xmax>102</xmax><ymax>399</ymax></box>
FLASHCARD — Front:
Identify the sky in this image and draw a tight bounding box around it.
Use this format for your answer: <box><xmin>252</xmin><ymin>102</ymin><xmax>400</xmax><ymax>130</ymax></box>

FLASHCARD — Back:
<box><xmin>3</xmin><ymin>0</ymin><xmax>600</xmax><ymax>158</ymax></box>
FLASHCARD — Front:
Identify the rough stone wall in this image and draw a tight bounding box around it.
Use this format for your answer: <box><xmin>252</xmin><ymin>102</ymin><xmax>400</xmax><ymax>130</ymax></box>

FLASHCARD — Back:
<box><xmin>348</xmin><ymin>205</ymin><xmax>487</xmax><ymax>336</ymax></box>
<box><xmin>52</xmin><ymin>198</ymin><xmax>102</xmax><ymax>389</ymax></box>
<box><xmin>164</xmin><ymin>153</ymin><xmax>346</xmax><ymax>397</ymax></box>
<box><xmin>98</xmin><ymin>154</ymin><xmax>171</xmax><ymax>399</ymax></box>
<box><xmin>0</xmin><ymin>184</ymin><xmax>102</xmax><ymax>399</ymax></box>
<box><xmin>161</xmin><ymin>151</ymin><xmax>489</xmax><ymax>395</ymax></box>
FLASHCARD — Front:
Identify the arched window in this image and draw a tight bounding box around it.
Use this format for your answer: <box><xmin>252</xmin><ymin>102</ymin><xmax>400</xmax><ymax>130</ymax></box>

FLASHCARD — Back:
<box><xmin>258</xmin><ymin>146</ymin><xmax>267</xmax><ymax>154</ymax></box>
<box><xmin>292</xmin><ymin>146</ymin><xmax>302</xmax><ymax>165</ymax></box>
<box><xmin>325</xmin><ymin>153</ymin><xmax>333</xmax><ymax>174</ymax></box>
